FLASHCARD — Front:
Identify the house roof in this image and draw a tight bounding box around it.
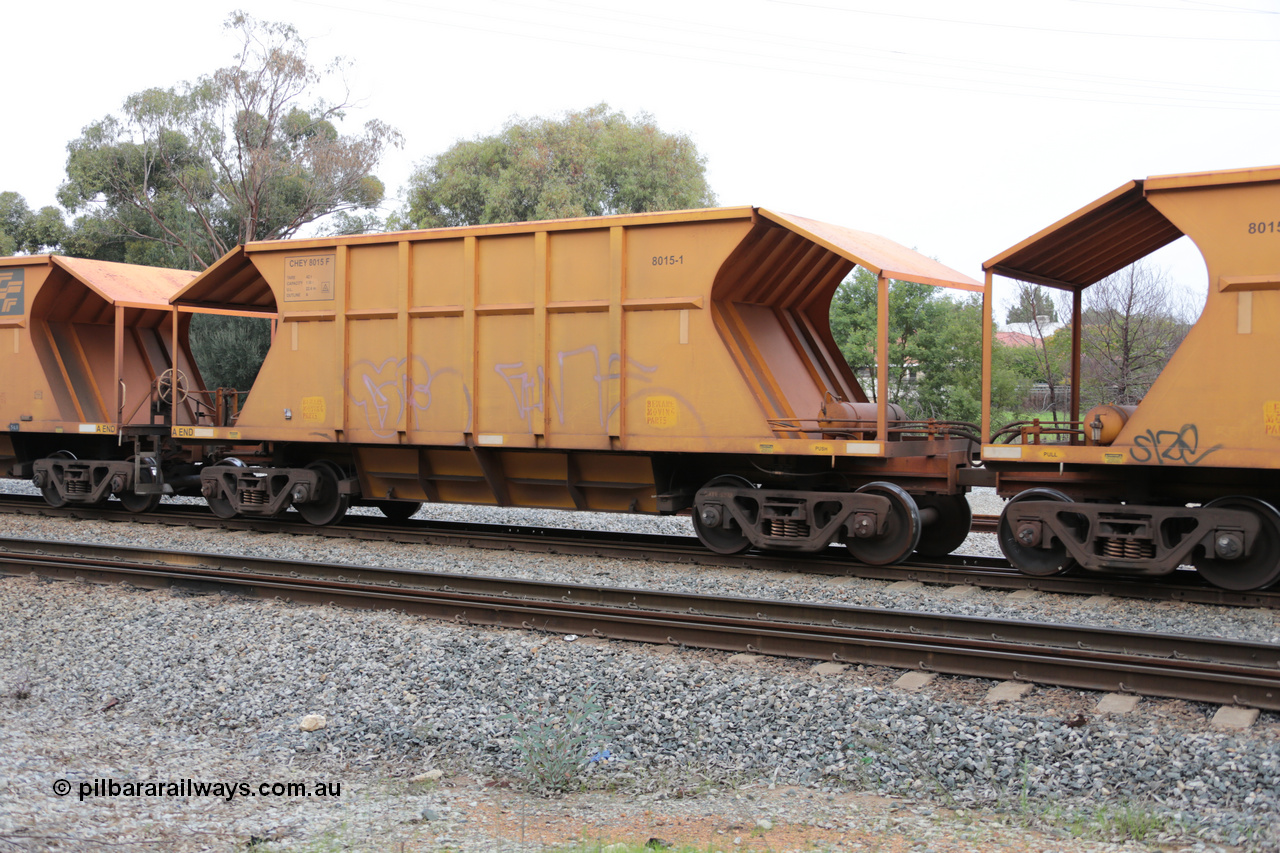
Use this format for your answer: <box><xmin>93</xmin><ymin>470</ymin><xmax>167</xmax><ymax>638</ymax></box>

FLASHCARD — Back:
<box><xmin>996</xmin><ymin>330</ymin><xmax>1039</xmax><ymax>348</ymax></box>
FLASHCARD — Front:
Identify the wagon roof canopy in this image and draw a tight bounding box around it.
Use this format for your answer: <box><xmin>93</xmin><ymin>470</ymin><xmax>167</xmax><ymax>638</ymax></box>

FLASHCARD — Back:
<box><xmin>983</xmin><ymin>165</ymin><xmax>1280</xmax><ymax>291</ymax></box>
<box><xmin>0</xmin><ymin>255</ymin><xmax>195</xmax><ymax>308</ymax></box>
<box><xmin>170</xmin><ymin>247</ymin><xmax>276</xmax><ymax>314</ymax></box>
<box><xmin>762</xmin><ymin>209</ymin><xmax>981</xmax><ymax>291</ymax></box>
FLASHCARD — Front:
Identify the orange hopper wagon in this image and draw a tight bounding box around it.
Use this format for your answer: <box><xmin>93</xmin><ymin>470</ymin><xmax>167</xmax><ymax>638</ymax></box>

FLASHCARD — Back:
<box><xmin>980</xmin><ymin>165</ymin><xmax>1280</xmax><ymax>591</ymax></box>
<box><xmin>0</xmin><ymin>255</ymin><xmax>200</xmax><ymax>511</ymax></box>
<box><xmin>163</xmin><ymin>207</ymin><xmax>982</xmax><ymax>563</ymax></box>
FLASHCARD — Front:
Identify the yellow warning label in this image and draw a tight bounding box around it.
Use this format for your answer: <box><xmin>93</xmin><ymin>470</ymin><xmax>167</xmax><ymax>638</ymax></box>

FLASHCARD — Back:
<box><xmin>1102</xmin><ymin>452</ymin><xmax>1126</xmax><ymax>464</ymax></box>
<box><xmin>757</xmin><ymin>442</ymin><xmax>777</xmax><ymax>454</ymax></box>
<box><xmin>302</xmin><ymin>396</ymin><xmax>326</xmax><ymax>423</ymax></box>
<box><xmin>644</xmin><ymin>396</ymin><xmax>677</xmax><ymax>428</ymax></box>
<box><xmin>1265</xmin><ymin>401</ymin><xmax>1280</xmax><ymax>436</ymax></box>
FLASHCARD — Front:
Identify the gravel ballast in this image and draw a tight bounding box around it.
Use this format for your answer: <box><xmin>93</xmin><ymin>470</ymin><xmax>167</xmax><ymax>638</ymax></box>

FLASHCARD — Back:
<box><xmin>1</xmin><ymin>489</ymin><xmax>1278</xmax><ymax>851</ymax></box>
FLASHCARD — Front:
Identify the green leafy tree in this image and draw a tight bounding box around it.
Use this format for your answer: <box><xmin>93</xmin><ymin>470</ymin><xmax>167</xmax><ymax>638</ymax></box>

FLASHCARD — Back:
<box><xmin>401</xmin><ymin>104</ymin><xmax>715</xmax><ymax>228</ymax></box>
<box><xmin>58</xmin><ymin>11</ymin><xmax>401</xmax><ymax>270</ymax></box>
<box><xmin>1001</xmin><ymin>329</ymin><xmax>1071</xmax><ymax>418</ymax></box>
<box><xmin>189</xmin><ymin>314</ymin><xmax>272</xmax><ymax>392</ymax></box>
<box><xmin>830</xmin><ymin>268</ymin><xmax>941</xmax><ymax>406</ymax></box>
<box><xmin>0</xmin><ymin>192</ymin><xmax>67</xmax><ymax>255</ymax></box>
<box><xmin>1005</xmin><ymin>284</ymin><xmax>1060</xmax><ymax>325</ymax></box>
<box><xmin>829</xmin><ymin>269</ymin><xmax>1029</xmax><ymax>424</ymax></box>
<box><xmin>1004</xmin><ymin>281</ymin><xmax>1071</xmax><ymax>419</ymax></box>
<box><xmin>915</xmin><ymin>294</ymin><xmax>994</xmax><ymax>425</ymax></box>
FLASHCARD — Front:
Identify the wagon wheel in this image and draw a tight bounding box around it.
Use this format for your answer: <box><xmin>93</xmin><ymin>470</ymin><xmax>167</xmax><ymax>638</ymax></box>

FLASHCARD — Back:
<box><xmin>693</xmin><ymin>475</ymin><xmax>755</xmax><ymax>555</ymax></box>
<box><xmin>296</xmin><ymin>460</ymin><xmax>350</xmax><ymax>526</ymax></box>
<box><xmin>371</xmin><ymin>500</ymin><xmax>423</xmax><ymax>521</ymax></box>
<box><xmin>844</xmin><ymin>481</ymin><xmax>921</xmax><ymax>566</ymax></box>
<box><xmin>204</xmin><ymin>458</ymin><xmax>243</xmax><ymax>519</ymax></box>
<box><xmin>157</xmin><ymin>368</ymin><xmax>189</xmax><ymax>405</ymax></box>
<box><xmin>117</xmin><ymin>455</ymin><xmax>162</xmax><ymax>514</ymax></box>
<box><xmin>35</xmin><ymin>450</ymin><xmax>77</xmax><ymax>508</ymax></box>
<box><xmin>1194</xmin><ymin>496</ymin><xmax>1280</xmax><ymax>591</ymax></box>
<box><xmin>913</xmin><ymin>493</ymin><xmax>973</xmax><ymax>557</ymax></box>
<box><xmin>998</xmin><ymin>488</ymin><xmax>1078</xmax><ymax>577</ymax></box>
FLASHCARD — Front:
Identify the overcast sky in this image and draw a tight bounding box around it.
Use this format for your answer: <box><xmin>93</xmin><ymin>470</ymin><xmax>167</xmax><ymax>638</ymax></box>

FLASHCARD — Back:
<box><xmin>8</xmin><ymin>0</ymin><xmax>1278</xmax><ymax>311</ymax></box>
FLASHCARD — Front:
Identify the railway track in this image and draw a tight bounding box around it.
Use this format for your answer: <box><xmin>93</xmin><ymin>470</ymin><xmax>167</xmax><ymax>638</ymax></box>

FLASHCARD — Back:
<box><xmin>2</xmin><ymin>494</ymin><xmax>1276</xmax><ymax>608</ymax></box>
<box><xmin>2</xmin><ymin>536</ymin><xmax>1277</xmax><ymax>711</ymax></box>
<box><xmin>971</xmin><ymin>513</ymin><xmax>998</xmax><ymax>534</ymax></box>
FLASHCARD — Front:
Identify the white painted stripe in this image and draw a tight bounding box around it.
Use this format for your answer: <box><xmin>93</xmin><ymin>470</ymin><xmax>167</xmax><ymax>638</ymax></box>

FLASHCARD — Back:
<box><xmin>982</xmin><ymin>445</ymin><xmax>1023</xmax><ymax>459</ymax></box>
<box><xmin>477</xmin><ymin>434</ymin><xmax>504</xmax><ymax>446</ymax></box>
<box><xmin>844</xmin><ymin>442</ymin><xmax>881</xmax><ymax>455</ymax></box>
<box><xmin>78</xmin><ymin>424</ymin><xmax>97</xmax><ymax>433</ymax></box>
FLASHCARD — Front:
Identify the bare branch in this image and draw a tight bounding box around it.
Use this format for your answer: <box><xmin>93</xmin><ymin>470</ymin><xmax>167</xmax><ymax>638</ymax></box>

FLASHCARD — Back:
<box><xmin>1080</xmin><ymin>261</ymin><xmax>1193</xmax><ymax>406</ymax></box>
<box><xmin>59</xmin><ymin>11</ymin><xmax>397</xmax><ymax>270</ymax></box>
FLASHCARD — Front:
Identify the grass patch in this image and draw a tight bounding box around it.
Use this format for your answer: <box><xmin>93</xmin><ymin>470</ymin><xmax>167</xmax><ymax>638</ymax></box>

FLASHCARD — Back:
<box><xmin>1062</xmin><ymin>801</ymin><xmax>1182</xmax><ymax>842</ymax></box>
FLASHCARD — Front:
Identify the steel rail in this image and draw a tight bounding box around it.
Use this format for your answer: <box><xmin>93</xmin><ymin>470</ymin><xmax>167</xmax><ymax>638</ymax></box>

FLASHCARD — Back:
<box><xmin>972</xmin><ymin>513</ymin><xmax>998</xmax><ymax>534</ymax></box>
<box><xmin>1</xmin><ymin>495</ymin><xmax>1277</xmax><ymax>608</ymax></box>
<box><xmin>2</xmin><ymin>537</ymin><xmax>1277</xmax><ymax>710</ymax></box>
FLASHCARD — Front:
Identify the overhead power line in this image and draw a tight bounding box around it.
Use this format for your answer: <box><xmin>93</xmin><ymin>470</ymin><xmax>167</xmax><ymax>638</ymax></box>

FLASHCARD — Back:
<box><xmin>771</xmin><ymin>0</ymin><xmax>1280</xmax><ymax>41</ymax></box>
<box><xmin>293</xmin><ymin>0</ymin><xmax>1280</xmax><ymax>111</ymax></box>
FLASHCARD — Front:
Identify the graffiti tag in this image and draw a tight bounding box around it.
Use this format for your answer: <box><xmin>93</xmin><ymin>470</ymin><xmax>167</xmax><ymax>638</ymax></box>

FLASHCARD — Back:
<box><xmin>350</xmin><ymin>349</ymin><xmax>658</xmax><ymax>437</ymax></box>
<box><xmin>349</xmin><ymin>356</ymin><xmax>472</xmax><ymax>437</ymax></box>
<box><xmin>1129</xmin><ymin>423</ymin><xmax>1222</xmax><ymax>466</ymax></box>
<box><xmin>496</xmin><ymin>348</ymin><xmax>659</xmax><ymax>433</ymax></box>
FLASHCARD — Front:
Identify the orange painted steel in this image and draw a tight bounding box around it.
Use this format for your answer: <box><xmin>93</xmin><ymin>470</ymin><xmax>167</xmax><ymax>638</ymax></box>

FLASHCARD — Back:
<box><xmin>981</xmin><ymin>165</ymin><xmax>1280</xmax><ymax>590</ymax></box>
<box><xmin>171</xmin><ymin>207</ymin><xmax>980</xmax><ymax>522</ymax></box>
<box><xmin>982</xmin><ymin>165</ymin><xmax>1280</xmax><ymax>471</ymax></box>
<box><xmin>0</xmin><ymin>255</ymin><xmax>198</xmax><ymax>436</ymax></box>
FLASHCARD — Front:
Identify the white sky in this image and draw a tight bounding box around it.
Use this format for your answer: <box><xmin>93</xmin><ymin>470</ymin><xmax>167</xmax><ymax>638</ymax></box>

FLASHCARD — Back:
<box><xmin>7</xmin><ymin>0</ymin><xmax>1279</xmax><ymax>313</ymax></box>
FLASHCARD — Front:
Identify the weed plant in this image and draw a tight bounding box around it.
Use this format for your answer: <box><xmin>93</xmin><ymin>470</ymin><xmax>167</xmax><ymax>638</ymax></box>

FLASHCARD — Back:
<box><xmin>506</xmin><ymin>687</ymin><xmax>606</xmax><ymax>793</ymax></box>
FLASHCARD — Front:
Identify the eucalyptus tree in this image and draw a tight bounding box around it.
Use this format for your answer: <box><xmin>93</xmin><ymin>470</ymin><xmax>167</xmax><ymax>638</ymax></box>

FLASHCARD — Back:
<box><xmin>402</xmin><ymin>103</ymin><xmax>715</xmax><ymax>228</ymax></box>
<box><xmin>59</xmin><ymin>11</ymin><xmax>401</xmax><ymax>270</ymax></box>
<box><xmin>0</xmin><ymin>192</ymin><xmax>67</xmax><ymax>255</ymax></box>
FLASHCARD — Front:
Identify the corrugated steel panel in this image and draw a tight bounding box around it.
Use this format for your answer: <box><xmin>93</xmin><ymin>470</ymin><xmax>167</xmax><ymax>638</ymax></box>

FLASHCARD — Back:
<box><xmin>170</xmin><ymin>247</ymin><xmax>277</xmax><ymax>311</ymax></box>
<box><xmin>983</xmin><ymin>181</ymin><xmax>1183</xmax><ymax>291</ymax></box>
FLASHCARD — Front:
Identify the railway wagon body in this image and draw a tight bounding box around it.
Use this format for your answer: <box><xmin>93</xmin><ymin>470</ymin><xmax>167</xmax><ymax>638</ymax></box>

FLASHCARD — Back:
<box><xmin>980</xmin><ymin>165</ymin><xmax>1280</xmax><ymax>590</ymax></box>
<box><xmin>173</xmin><ymin>206</ymin><xmax>983</xmax><ymax>563</ymax></box>
<box><xmin>0</xmin><ymin>255</ymin><xmax>202</xmax><ymax>510</ymax></box>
